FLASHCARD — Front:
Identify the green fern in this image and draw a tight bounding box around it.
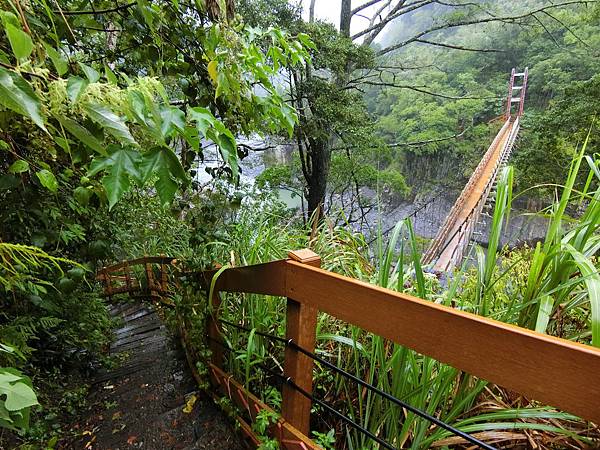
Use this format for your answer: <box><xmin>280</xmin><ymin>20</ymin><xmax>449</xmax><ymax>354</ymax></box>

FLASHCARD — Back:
<box><xmin>0</xmin><ymin>243</ymin><xmax>82</xmax><ymax>292</ymax></box>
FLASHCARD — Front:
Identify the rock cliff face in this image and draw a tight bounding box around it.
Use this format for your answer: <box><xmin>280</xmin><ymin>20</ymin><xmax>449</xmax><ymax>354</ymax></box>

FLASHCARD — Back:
<box><xmin>201</xmin><ymin>137</ymin><xmax>550</xmax><ymax>248</ymax></box>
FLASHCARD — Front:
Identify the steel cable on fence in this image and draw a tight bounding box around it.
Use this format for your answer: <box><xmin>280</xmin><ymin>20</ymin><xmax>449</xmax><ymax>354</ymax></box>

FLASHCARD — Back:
<box><xmin>216</xmin><ymin>319</ymin><xmax>497</xmax><ymax>450</ymax></box>
<box><xmin>207</xmin><ymin>334</ymin><xmax>397</xmax><ymax>450</ymax></box>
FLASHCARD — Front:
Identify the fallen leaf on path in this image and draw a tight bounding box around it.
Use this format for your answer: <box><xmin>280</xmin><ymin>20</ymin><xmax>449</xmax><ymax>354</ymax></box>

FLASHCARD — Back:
<box><xmin>183</xmin><ymin>394</ymin><xmax>197</xmax><ymax>413</ymax></box>
<box><xmin>127</xmin><ymin>435</ymin><xmax>137</xmax><ymax>445</ymax></box>
<box><xmin>84</xmin><ymin>435</ymin><xmax>96</xmax><ymax>449</ymax></box>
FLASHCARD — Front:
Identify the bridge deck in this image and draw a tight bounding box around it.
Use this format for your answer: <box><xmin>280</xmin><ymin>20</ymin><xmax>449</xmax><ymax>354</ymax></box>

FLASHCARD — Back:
<box><xmin>433</xmin><ymin>121</ymin><xmax>513</xmax><ymax>271</ymax></box>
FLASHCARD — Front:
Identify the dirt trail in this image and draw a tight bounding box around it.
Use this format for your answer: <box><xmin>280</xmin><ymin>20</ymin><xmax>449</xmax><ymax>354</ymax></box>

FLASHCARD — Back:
<box><xmin>66</xmin><ymin>301</ymin><xmax>245</xmax><ymax>450</ymax></box>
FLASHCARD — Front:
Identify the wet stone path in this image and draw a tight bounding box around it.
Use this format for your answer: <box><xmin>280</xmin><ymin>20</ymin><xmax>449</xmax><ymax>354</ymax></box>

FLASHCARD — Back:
<box><xmin>72</xmin><ymin>301</ymin><xmax>245</xmax><ymax>450</ymax></box>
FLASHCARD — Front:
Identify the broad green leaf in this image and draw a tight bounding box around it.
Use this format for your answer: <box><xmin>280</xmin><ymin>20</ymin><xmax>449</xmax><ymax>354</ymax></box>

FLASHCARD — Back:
<box><xmin>215</xmin><ymin>132</ymin><xmax>238</xmax><ymax>176</ymax></box>
<box><xmin>127</xmin><ymin>90</ymin><xmax>150</xmax><ymax>127</ymax></box>
<box><xmin>136</xmin><ymin>0</ymin><xmax>156</xmax><ymax>32</ymax></box>
<box><xmin>140</xmin><ymin>147</ymin><xmax>180</xmax><ymax>205</ymax></box>
<box><xmin>36</xmin><ymin>169</ymin><xmax>58</xmax><ymax>193</ymax></box>
<box><xmin>159</xmin><ymin>105</ymin><xmax>185</xmax><ymax>138</ymax></box>
<box><xmin>0</xmin><ymin>373</ymin><xmax>22</xmax><ymax>384</ymax></box>
<box><xmin>0</xmin><ymin>67</ymin><xmax>46</xmax><ymax>131</ymax></box>
<box><xmin>43</xmin><ymin>43</ymin><xmax>68</xmax><ymax>76</ymax></box>
<box><xmin>55</xmin><ymin>115</ymin><xmax>106</xmax><ymax>155</ymax></box>
<box><xmin>163</xmin><ymin>147</ymin><xmax>187</xmax><ymax>182</ymax></box>
<box><xmin>280</xmin><ymin>103</ymin><xmax>297</xmax><ymax>138</ymax></box>
<box><xmin>0</xmin><ymin>11</ymin><xmax>20</xmax><ymax>28</ymax></box>
<box><xmin>104</xmin><ymin>64</ymin><xmax>118</xmax><ymax>84</ymax></box>
<box><xmin>139</xmin><ymin>147</ymin><xmax>164</xmax><ymax>183</ymax></box>
<box><xmin>1</xmin><ymin>381</ymin><xmax>38</xmax><ymax>411</ymax></box>
<box><xmin>215</xmin><ymin>71</ymin><xmax>229</xmax><ymax>99</ymax></box>
<box><xmin>155</xmin><ymin>170</ymin><xmax>178</xmax><ymax>206</ymax></box>
<box><xmin>73</xmin><ymin>186</ymin><xmax>92</xmax><ymax>206</ymax></box>
<box><xmin>0</xmin><ymin>369</ymin><xmax>38</xmax><ymax>411</ymax></box>
<box><xmin>92</xmin><ymin>146</ymin><xmax>141</xmax><ymax>208</ymax></box>
<box><xmin>78</xmin><ymin>62</ymin><xmax>100</xmax><ymax>83</ymax></box>
<box><xmin>188</xmin><ymin>106</ymin><xmax>216</xmax><ymax>136</ymax></box>
<box><xmin>213</xmin><ymin>121</ymin><xmax>238</xmax><ymax>176</ymax></box>
<box><xmin>8</xmin><ymin>160</ymin><xmax>29</xmax><ymax>174</ymax></box>
<box><xmin>207</xmin><ymin>60</ymin><xmax>218</xmax><ymax>83</ymax></box>
<box><xmin>88</xmin><ymin>155</ymin><xmax>114</xmax><ymax>177</ymax></box>
<box><xmin>66</xmin><ymin>76</ymin><xmax>88</xmax><ymax>103</ymax></box>
<box><xmin>297</xmin><ymin>33</ymin><xmax>316</xmax><ymax>50</ymax></box>
<box><xmin>5</xmin><ymin>23</ymin><xmax>33</xmax><ymax>60</ymax></box>
<box><xmin>140</xmin><ymin>147</ymin><xmax>187</xmax><ymax>184</ymax></box>
<box><xmin>181</xmin><ymin>126</ymin><xmax>200</xmax><ymax>153</ymax></box>
<box><xmin>84</xmin><ymin>104</ymin><xmax>137</xmax><ymax>145</ymax></box>
<box><xmin>0</xmin><ymin>402</ymin><xmax>11</xmax><ymax>422</ymax></box>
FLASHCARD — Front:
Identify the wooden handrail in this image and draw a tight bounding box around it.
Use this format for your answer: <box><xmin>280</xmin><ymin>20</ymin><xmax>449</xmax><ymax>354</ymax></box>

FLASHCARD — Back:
<box><xmin>97</xmin><ymin>255</ymin><xmax>177</xmax><ymax>275</ymax></box>
<box><xmin>201</xmin><ymin>251</ymin><xmax>600</xmax><ymax>426</ymax></box>
<box><xmin>97</xmin><ymin>256</ymin><xmax>177</xmax><ymax>299</ymax></box>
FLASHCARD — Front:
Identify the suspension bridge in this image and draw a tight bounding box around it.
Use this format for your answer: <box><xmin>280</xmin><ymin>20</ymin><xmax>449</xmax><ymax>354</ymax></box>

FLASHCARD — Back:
<box><xmin>93</xmin><ymin>69</ymin><xmax>600</xmax><ymax>449</ymax></box>
<box><xmin>422</xmin><ymin>68</ymin><xmax>528</xmax><ymax>271</ymax></box>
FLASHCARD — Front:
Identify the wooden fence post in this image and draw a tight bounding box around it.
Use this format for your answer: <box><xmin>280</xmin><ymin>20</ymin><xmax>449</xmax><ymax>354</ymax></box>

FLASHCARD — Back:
<box><xmin>159</xmin><ymin>254</ymin><xmax>169</xmax><ymax>294</ymax></box>
<box><xmin>281</xmin><ymin>249</ymin><xmax>320</xmax><ymax>436</ymax></box>
<box><xmin>207</xmin><ymin>265</ymin><xmax>224</xmax><ymax>369</ymax></box>
<box><xmin>124</xmin><ymin>260</ymin><xmax>132</xmax><ymax>296</ymax></box>
<box><xmin>144</xmin><ymin>255</ymin><xmax>157</xmax><ymax>298</ymax></box>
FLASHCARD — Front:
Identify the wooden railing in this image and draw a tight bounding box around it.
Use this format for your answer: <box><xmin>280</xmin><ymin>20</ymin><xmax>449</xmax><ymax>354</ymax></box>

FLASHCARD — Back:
<box><xmin>96</xmin><ymin>255</ymin><xmax>177</xmax><ymax>300</ymax></box>
<box><xmin>99</xmin><ymin>251</ymin><xmax>600</xmax><ymax>448</ymax></box>
<box><xmin>199</xmin><ymin>249</ymin><xmax>600</xmax><ymax>434</ymax></box>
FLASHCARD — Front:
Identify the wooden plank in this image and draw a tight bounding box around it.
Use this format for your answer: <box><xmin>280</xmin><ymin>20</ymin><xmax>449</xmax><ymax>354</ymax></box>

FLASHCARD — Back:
<box><xmin>196</xmin><ymin>260</ymin><xmax>287</xmax><ymax>296</ymax></box>
<box><xmin>284</xmin><ymin>261</ymin><xmax>600</xmax><ymax>424</ymax></box>
<box><xmin>98</xmin><ymin>256</ymin><xmax>176</xmax><ymax>275</ymax></box>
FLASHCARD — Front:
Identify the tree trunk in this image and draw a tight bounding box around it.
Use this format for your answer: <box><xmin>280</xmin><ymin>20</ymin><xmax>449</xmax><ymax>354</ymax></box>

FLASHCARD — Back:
<box><xmin>339</xmin><ymin>0</ymin><xmax>352</xmax><ymax>37</ymax></box>
<box><xmin>305</xmin><ymin>139</ymin><xmax>330</xmax><ymax>220</ymax></box>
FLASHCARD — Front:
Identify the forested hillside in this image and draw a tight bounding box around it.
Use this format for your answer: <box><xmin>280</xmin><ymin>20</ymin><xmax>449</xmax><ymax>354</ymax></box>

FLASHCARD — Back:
<box><xmin>368</xmin><ymin>0</ymin><xmax>600</xmax><ymax>197</ymax></box>
<box><xmin>1</xmin><ymin>1</ymin><xmax>599</xmax><ymax>449</ymax></box>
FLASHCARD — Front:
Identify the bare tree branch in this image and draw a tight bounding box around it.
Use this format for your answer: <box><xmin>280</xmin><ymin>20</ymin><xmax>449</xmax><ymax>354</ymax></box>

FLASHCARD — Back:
<box><xmin>354</xmin><ymin>80</ymin><xmax>499</xmax><ymax>100</ymax></box>
<box><xmin>414</xmin><ymin>38</ymin><xmax>504</xmax><ymax>52</ymax></box>
<box><xmin>376</xmin><ymin>0</ymin><xmax>597</xmax><ymax>56</ymax></box>
<box><xmin>387</xmin><ymin>126</ymin><xmax>470</xmax><ymax>147</ymax></box>
<box><xmin>332</xmin><ymin>127</ymin><xmax>471</xmax><ymax>151</ymax></box>
<box><xmin>351</xmin><ymin>0</ymin><xmax>389</xmax><ymax>16</ymax></box>
<box><xmin>351</xmin><ymin>0</ymin><xmax>433</xmax><ymax>41</ymax></box>
<box><xmin>53</xmin><ymin>2</ymin><xmax>136</xmax><ymax>16</ymax></box>
<box><xmin>541</xmin><ymin>10</ymin><xmax>592</xmax><ymax>49</ymax></box>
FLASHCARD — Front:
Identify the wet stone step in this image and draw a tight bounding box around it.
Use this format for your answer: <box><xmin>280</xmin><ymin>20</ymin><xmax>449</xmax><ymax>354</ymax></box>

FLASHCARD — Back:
<box><xmin>74</xmin><ymin>299</ymin><xmax>246</xmax><ymax>449</ymax></box>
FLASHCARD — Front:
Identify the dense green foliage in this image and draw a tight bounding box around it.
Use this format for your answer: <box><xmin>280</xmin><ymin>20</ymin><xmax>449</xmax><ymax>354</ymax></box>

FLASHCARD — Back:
<box><xmin>368</xmin><ymin>1</ymin><xmax>600</xmax><ymax>196</ymax></box>
<box><xmin>0</xmin><ymin>0</ymin><xmax>310</xmax><ymax>445</ymax></box>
